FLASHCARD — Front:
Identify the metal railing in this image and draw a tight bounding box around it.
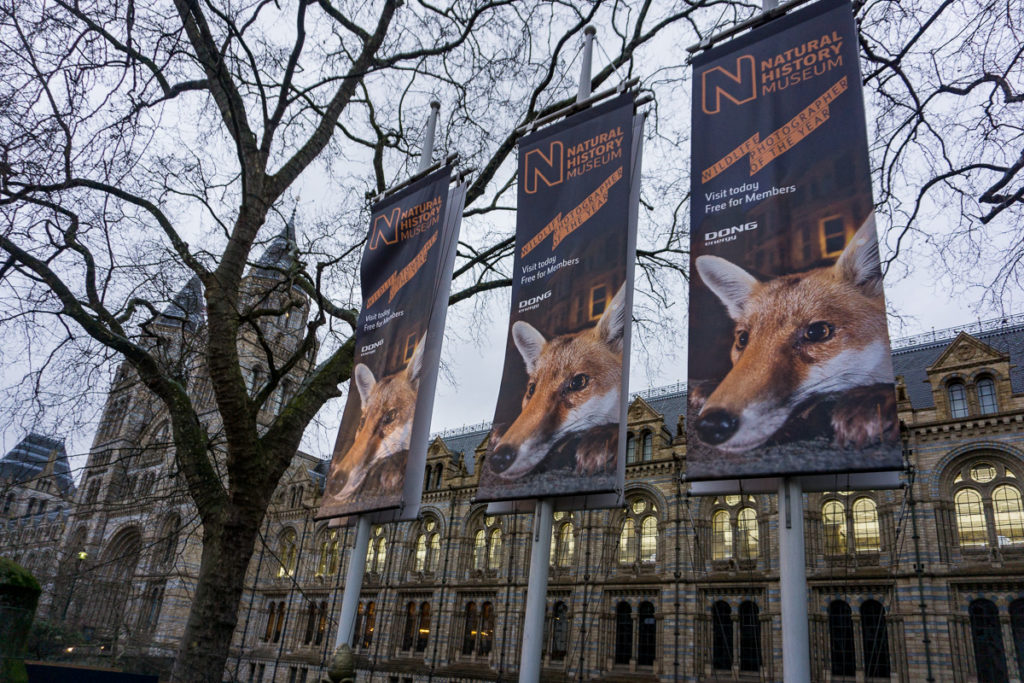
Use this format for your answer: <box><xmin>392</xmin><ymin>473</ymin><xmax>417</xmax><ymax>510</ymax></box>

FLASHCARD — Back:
<box><xmin>891</xmin><ymin>313</ymin><xmax>1024</xmax><ymax>350</ymax></box>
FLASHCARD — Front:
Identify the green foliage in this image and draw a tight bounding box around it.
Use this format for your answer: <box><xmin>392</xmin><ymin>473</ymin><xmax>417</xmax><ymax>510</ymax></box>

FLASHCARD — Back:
<box><xmin>23</xmin><ymin>619</ymin><xmax>87</xmax><ymax>661</ymax></box>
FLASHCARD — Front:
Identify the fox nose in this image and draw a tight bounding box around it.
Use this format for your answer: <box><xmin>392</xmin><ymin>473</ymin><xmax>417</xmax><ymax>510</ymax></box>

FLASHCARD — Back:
<box><xmin>489</xmin><ymin>444</ymin><xmax>516</xmax><ymax>474</ymax></box>
<box><xmin>696</xmin><ymin>410</ymin><xmax>739</xmax><ymax>445</ymax></box>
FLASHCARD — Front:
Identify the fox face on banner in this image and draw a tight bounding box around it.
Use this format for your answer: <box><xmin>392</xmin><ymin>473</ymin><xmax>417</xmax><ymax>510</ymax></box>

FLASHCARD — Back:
<box><xmin>320</xmin><ymin>168</ymin><xmax>453</xmax><ymax>518</ymax></box>
<box><xmin>477</xmin><ymin>94</ymin><xmax>637</xmax><ymax>503</ymax></box>
<box><xmin>687</xmin><ymin>0</ymin><xmax>902</xmax><ymax>480</ymax></box>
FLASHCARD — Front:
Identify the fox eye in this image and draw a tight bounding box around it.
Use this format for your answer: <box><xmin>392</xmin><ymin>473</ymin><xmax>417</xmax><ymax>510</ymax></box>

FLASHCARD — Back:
<box><xmin>568</xmin><ymin>373</ymin><xmax>590</xmax><ymax>392</ymax></box>
<box><xmin>735</xmin><ymin>330</ymin><xmax>749</xmax><ymax>350</ymax></box>
<box><xmin>525</xmin><ymin>382</ymin><xmax>536</xmax><ymax>399</ymax></box>
<box><xmin>382</xmin><ymin>408</ymin><xmax>397</xmax><ymax>425</ymax></box>
<box><xmin>804</xmin><ymin>321</ymin><xmax>834</xmax><ymax>342</ymax></box>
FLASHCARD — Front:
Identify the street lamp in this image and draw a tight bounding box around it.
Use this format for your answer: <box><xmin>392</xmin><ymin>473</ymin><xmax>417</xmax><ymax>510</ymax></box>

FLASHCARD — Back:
<box><xmin>60</xmin><ymin>550</ymin><xmax>88</xmax><ymax>621</ymax></box>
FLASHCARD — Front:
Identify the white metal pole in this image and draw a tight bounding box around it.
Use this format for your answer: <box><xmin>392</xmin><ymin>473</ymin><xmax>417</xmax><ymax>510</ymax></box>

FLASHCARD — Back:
<box><xmin>778</xmin><ymin>477</ymin><xmax>810</xmax><ymax>682</ymax></box>
<box><xmin>334</xmin><ymin>515</ymin><xmax>371</xmax><ymax>649</ymax></box>
<box><xmin>417</xmin><ymin>100</ymin><xmax>441</xmax><ymax>173</ymax></box>
<box><xmin>577</xmin><ymin>26</ymin><xmax>597</xmax><ymax>103</ymax></box>
<box><xmin>519</xmin><ymin>498</ymin><xmax>554</xmax><ymax>682</ymax></box>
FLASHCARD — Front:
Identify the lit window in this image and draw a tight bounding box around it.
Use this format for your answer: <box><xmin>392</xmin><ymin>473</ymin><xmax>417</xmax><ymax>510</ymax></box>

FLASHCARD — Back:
<box><xmin>640</xmin><ymin>516</ymin><xmax>657</xmax><ymax>563</ymax></box>
<box><xmin>619</xmin><ymin>518</ymin><xmax>637</xmax><ymax>564</ymax></box>
<box><xmin>852</xmin><ymin>498</ymin><xmax>881</xmax><ymax>552</ymax></box>
<box><xmin>712</xmin><ymin>510</ymin><xmax>732</xmax><ymax>561</ymax></box>
<box><xmin>948</xmin><ymin>381</ymin><xmax>969</xmax><ymax>418</ymax></box>
<box><xmin>488</xmin><ymin>528</ymin><xmax>502</xmax><ymax>569</ymax></box>
<box><xmin>977</xmin><ymin>377</ymin><xmax>998</xmax><ymax>414</ymax></box>
<box><xmin>625</xmin><ymin>433</ymin><xmax>636</xmax><ymax>464</ymax></box>
<box><xmin>821</xmin><ymin>216</ymin><xmax>846</xmax><ymax>255</ymax></box>
<box><xmin>823</xmin><ymin>500</ymin><xmax>847</xmax><ymax>555</ymax></box>
<box><xmin>415</xmin><ymin>534</ymin><xmax>428</xmax><ymax>572</ymax></box>
<box><xmin>972</xmin><ymin>463</ymin><xmax>997</xmax><ymax>483</ymax></box>
<box><xmin>955</xmin><ymin>488</ymin><xmax>988</xmax><ymax>548</ymax></box>
<box><xmin>473</xmin><ymin>529</ymin><xmax>486</xmax><ymax>571</ymax></box>
<box><xmin>619</xmin><ymin>497</ymin><xmax>658</xmax><ymax>565</ymax></box>
<box><xmin>993</xmin><ymin>485</ymin><xmax>1024</xmax><ymax>547</ymax></box>
<box><xmin>590</xmin><ymin>284</ymin><xmax>608</xmax><ymax>319</ymax></box>
<box><xmin>737</xmin><ymin>508</ymin><xmax>759</xmax><ymax>560</ymax></box>
<box><xmin>277</xmin><ymin>529</ymin><xmax>297</xmax><ymax>578</ymax></box>
<box><xmin>642</xmin><ymin>432</ymin><xmax>653</xmax><ymax>461</ymax></box>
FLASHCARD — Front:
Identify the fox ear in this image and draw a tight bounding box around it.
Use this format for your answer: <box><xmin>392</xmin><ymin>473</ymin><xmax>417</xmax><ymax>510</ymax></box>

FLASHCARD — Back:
<box><xmin>835</xmin><ymin>213</ymin><xmax>883</xmax><ymax>297</ymax></box>
<box><xmin>596</xmin><ymin>283</ymin><xmax>628</xmax><ymax>352</ymax></box>
<box><xmin>353</xmin><ymin>364</ymin><xmax>376</xmax><ymax>405</ymax></box>
<box><xmin>406</xmin><ymin>334</ymin><xmax>426</xmax><ymax>384</ymax></box>
<box><xmin>512</xmin><ymin>320</ymin><xmax>546</xmax><ymax>375</ymax></box>
<box><xmin>696</xmin><ymin>255</ymin><xmax>757</xmax><ymax>320</ymax></box>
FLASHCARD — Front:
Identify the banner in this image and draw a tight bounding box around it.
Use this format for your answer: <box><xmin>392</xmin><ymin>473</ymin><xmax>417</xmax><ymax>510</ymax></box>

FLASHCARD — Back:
<box><xmin>687</xmin><ymin>0</ymin><xmax>901</xmax><ymax>481</ymax></box>
<box><xmin>477</xmin><ymin>94</ymin><xmax>642</xmax><ymax>503</ymax></box>
<box><xmin>319</xmin><ymin>167</ymin><xmax>465</xmax><ymax>519</ymax></box>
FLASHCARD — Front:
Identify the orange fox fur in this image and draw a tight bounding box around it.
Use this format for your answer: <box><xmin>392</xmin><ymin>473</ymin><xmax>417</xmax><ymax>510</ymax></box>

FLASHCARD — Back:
<box><xmin>693</xmin><ymin>213</ymin><xmax>897</xmax><ymax>452</ymax></box>
<box><xmin>488</xmin><ymin>284</ymin><xmax>626</xmax><ymax>479</ymax></box>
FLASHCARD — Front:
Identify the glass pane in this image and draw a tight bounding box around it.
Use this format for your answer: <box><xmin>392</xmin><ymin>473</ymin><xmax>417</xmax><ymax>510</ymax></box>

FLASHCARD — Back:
<box><xmin>637</xmin><ymin>602</ymin><xmax>656</xmax><ymax>666</ymax></box>
<box><xmin>712</xmin><ymin>601</ymin><xmax>733</xmax><ymax>670</ymax></box>
<box><xmin>631</xmin><ymin>499</ymin><xmax>646</xmax><ymax>514</ymax></box>
<box><xmin>956</xmin><ymin>488</ymin><xmax>989</xmax><ymax>548</ymax></box>
<box><xmin>488</xmin><ymin>528</ymin><xmax>503</xmax><ymax>570</ymax></box>
<box><xmin>970</xmin><ymin>599</ymin><xmax>1009</xmax><ymax>683</ymax></box>
<box><xmin>829</xmin><ymin>601</ymin><xmax>856</xmax><ymax>676</ymax></box>
<box><xmin>559</xmin><ymin>523</ymin><xmax>575</xmax><ymax>567</ymax></box>
<box><xmin>415</xmin><ymin>534</ymin><xmax>427</xmax><ymax>571</ymax></box>
<box><xmin>461</xmin><ymin>603</ymin><xmax>476</xmax><ymax>655</ymax></box>
<box><xmin>978</xmin><ymin>378</ymin><xmax>998</xmax><ymax>415</ymax></box>
<box><xmin>993</xmin><ymin>485</ymin><xmax>1024</xmax><ymax>547</ymax></box>
<box><xmin>739</xmin><ymin>602</ymin><xmax>761</xmax><ymax>671</ymax></box>
<box><xmin>619</xmin><ymin>518</ymin><xmax>637</xmax><ymax>564</ymax></box>
<box><xmin>712</xmin><ymin>510</ymin><xmax>733</xmax><ymax>561</ymax></box>
<box><xmin>725</xmin><ymin>495</ymin><xmax>741</xmax><ymax>506</ymax></box>
<box><xmin>737</xmin><ymin>508</ymin><xmax>759</xmax><ymax>560</ymax></box>
<box><xmin>822</xmin><ymin>500</ymin><xmax>847</xmax><ymax>555</ymax></box>
<box><xmin>949</xmin><ymin>382</ymin><xmax>969</xmax><ymax>418</ymax></box>
<box><xmin>852</xmin><ymin>498</ymin><xmax>881</xmax><ymax>553</ymax></box>
<box><xmin>640</xmin><ymin>516</ymin><xmax>658</xmax><ymax>563</ymax></box>
<box><xmin>474</xmin><ymin>529</ymin><xmax>486</xmax><ymax>570</ymax></box>
<box><xmin>615</xmin><ymin>602</ymin><xmax>632</xmax><ymax>664</ymax></box>
<box><xmin>861</xmin><ymin>601</ymin><xmax>891</xmax><ymax>678</ymax></box>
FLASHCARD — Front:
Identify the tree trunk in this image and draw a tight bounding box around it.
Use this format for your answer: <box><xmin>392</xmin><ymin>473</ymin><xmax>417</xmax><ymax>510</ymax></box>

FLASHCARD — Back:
<box><xmin>171</xmin><ymin>507</ymin><xmax>262</xmax><ymax>683</ymax></box>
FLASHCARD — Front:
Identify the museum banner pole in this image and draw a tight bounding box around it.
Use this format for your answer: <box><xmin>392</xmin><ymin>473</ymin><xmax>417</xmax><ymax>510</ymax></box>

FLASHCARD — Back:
<box><xmin>331</xmin><ymin>100</ymin><xmax>442</xmax><ymax>653</ymax></box>
<box><xmin>778</xmin><ymin>476</ymin><xmax>811</xmax><ymax>682</ymax></box>
<box><xmin>517</xmin><ymin>25</ymin><xmax>596</xmax><ymax>683</ymax></box>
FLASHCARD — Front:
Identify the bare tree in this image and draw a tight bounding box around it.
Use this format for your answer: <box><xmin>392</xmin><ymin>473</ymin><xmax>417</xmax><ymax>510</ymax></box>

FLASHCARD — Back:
<box><xmin>0</xmin><ymin>1</ymin><xmax>716</xmax><ymax>678</ymax></box>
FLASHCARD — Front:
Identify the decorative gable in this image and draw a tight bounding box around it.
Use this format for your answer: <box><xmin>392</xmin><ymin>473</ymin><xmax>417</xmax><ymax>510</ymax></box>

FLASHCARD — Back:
<box><xmin>928</xmin><ymin>332</ymin><xmax>1008</xmax><ymax>373</ymax></box>
<box><xmin>628</xmin><ymin>396</ymin><xmax>662</xmax><ymax>425</ymax></box>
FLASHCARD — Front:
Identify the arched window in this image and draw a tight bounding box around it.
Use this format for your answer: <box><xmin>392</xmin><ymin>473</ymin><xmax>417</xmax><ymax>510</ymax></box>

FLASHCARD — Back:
<box><xmin>712</xmin><ymin>601</ymin><xmax>733</xmax><ymax>670</ymax></box>
<box><xmin>948</xmin><ymin>380</ymin><xmax>969</xmax><ymax>418</ymax></box>
<box><xmin>625</xmin><ymin>433</ymin><xmax>636</xmax><ymax>464</ymax></box>
<box><xmin>273</xmin><ymin>600</ymin><xmax>286</xmax><ymax>643</ymax></box>
<box><xmin>316</xmin><ymin>600</ymin><xmax>327</xmax><ymax>646</ymax></box>
<box><xmin>157</xmin><ymin>514</ymin><xmax>181</xmax><ymax>567</ymax></box>
<box><xmin>619</xmin><ymin>497</ymin><xmax>658</xmax><ymax>565</ymax></box>
<box><xmin>852</xmin><ymin>498</ymin><xmax>881</xmax><ymax>552</ymax></box>
<box><xmin>366</xmin><ymin>526</ymin><xmax>387</xmax><ymax>573</ymax></box>
<box><xmin>263</xmin><ymin>602</ymin><xmax>276</xmax><ymax>642</ymax></box>
<box><xmin>823</xmin><ymin>500</ymin><xmax>847</xmax><ymax>555</ymax></box>
<box><xmin>829</xmin><ymin>600</ymin><xmax>855</xmax><ymax>676</ymax></box>
<box><xmin>277</xmin><ymin>529</ymin><xmax>297</xmax><ymax>578</ymax></box>
<box><xmin>637</xmin><ymin>601</ymin><xmax>657</xmax><ymax>666</ymax></box>
<box><xmin>956</xmin><ymin>488</ymin><xmax>989</xmax><ymax>548</ymax></box>
<box><xmin>993</xmin><ymin>485</ymin><xmax>1024</xmax><ymax>547</ymax></box>
<box><xmin>480</xmin><ymin>602</ymin><xmax>494</xmax><ymax>655</ymax></box>
<box><xmin>414</xmin><ymin>518</ymin><xmax>440</xmax><ymax>572</ymax></box>
<box><xmin>549</xmin><ymin>512</ymin><xmax>575</xmax><ymax>568</ymax></box>
<box><xmin>416</xmin><ymin>602</ymin><xmax>431</xmax><ymax>651</ymax></box>
<box><xmin>471</xmin><ymin>515</ymin><xmax>502</xmax><ymax>572</ymax></box>
<box><xmin>739</xmin><ymin>601</ymin><xmax>762</xmax><ymax>671</ymax></box>
<box><xmin>641</xmin><ymin>432</ymin><xmax>653</xmax><ymax>462</ymax></box>
<box><xmin>473</xmin><ymin>529</ymin><xmax>487</xmax><ymax>571</ymax></box>
<box><xmin>977</xmin><ymin>377</ymin><xmax>999</xmax><ymax>414</ymax></box>
<box><xmin>737</xmin><ymin>507</ymin><xmax>759</xmax><ymax>559</ymax></box>
<box><xmin>462</xmin><ymin>602</ymin><xmax>478</xmax><ymax>655</ymax></box>
<box><xmin>619</xmin><ymin>519</ymin><xmax>636</xmax><ymax>564</ymax></box>
<box><xmin>352</xmin><ymin>603</ymin><xmax>363</xmax><ymax>648</ymax></box>
<box><xmin>316</xmin><ymin>529</ymin><xmax>340</xmax><ymax>577</ymax></box>
<box><xmin>861</xmin><ymin>600</ymin><xmax>890</xmax><ymax>678</ymax></box>
<box><xmin>488</xmin><ymin>528</ymin><xmax>503</xmax><ymax>569</ymax></box>
<box><xmin>614</xmin><ymin>602</ymin><xmax>632</xmax><ymax>665</ymax></box>
<box><xmin>361</xmin><ymin>601</ymin><xmax>376</xmax><ymax>648</ymax></box>
<box><xmin>1009</xmin><ymin>599</ymin><xmax>1024</xmax><ymax>682</ymax></box>
<box><xmin>551</xmin><ymin>602</ymin><xmax>569</xmax><ymax>660</ymax></box>
<box><xmin>402</xmin><ymin>602</ymin><xmax>416</xmax><ymax>651</ymax></box>
<box><xmin>303</xmin><ymin>602</ymin><xmax>317</xmax><ymax>644</ymax></box>
<box><xmin>970</xmin><ymin>599</ymin><xmax>1008</xmax><ymax>683</ymax></box>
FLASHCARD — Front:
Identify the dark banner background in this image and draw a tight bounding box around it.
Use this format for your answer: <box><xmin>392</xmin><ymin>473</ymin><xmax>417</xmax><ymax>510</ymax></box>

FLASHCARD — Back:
<box><xmin>477</xmin><ymin>95</ymin><xmax>636</xmax><ymax>502</ymax></box>
<box><xmin>320</xmin><ymin>167</ymin><xmax>452</xmax><ymax>518</ymax></box>
<box><xmin>687</xmin><ymin>0</ymin><xmax>902</xmax><ymax>480</ymax></box>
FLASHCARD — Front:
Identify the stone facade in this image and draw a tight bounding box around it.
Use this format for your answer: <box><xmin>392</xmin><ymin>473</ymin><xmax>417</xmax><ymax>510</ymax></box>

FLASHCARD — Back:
<box><xmin>4</xmin><ymin>291</ymin><xmax>1024</xmax><ymax>682</ymax></box>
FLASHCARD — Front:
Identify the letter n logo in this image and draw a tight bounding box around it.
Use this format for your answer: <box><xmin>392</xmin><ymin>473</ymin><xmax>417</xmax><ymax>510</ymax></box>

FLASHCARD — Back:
<box><xmin>368</xmin><ymin>207</ymin><xmax>402</xmax><ymax>250</ymax></box>
<box><xmin>701</xmin><ymin>55</ymin><xmax>756</xmax><ymax>115</ymax></box>
<box><xmin>523</xmin><ymin>141</ymin><xmax>564</xmax><ymax>194</ymax></box>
